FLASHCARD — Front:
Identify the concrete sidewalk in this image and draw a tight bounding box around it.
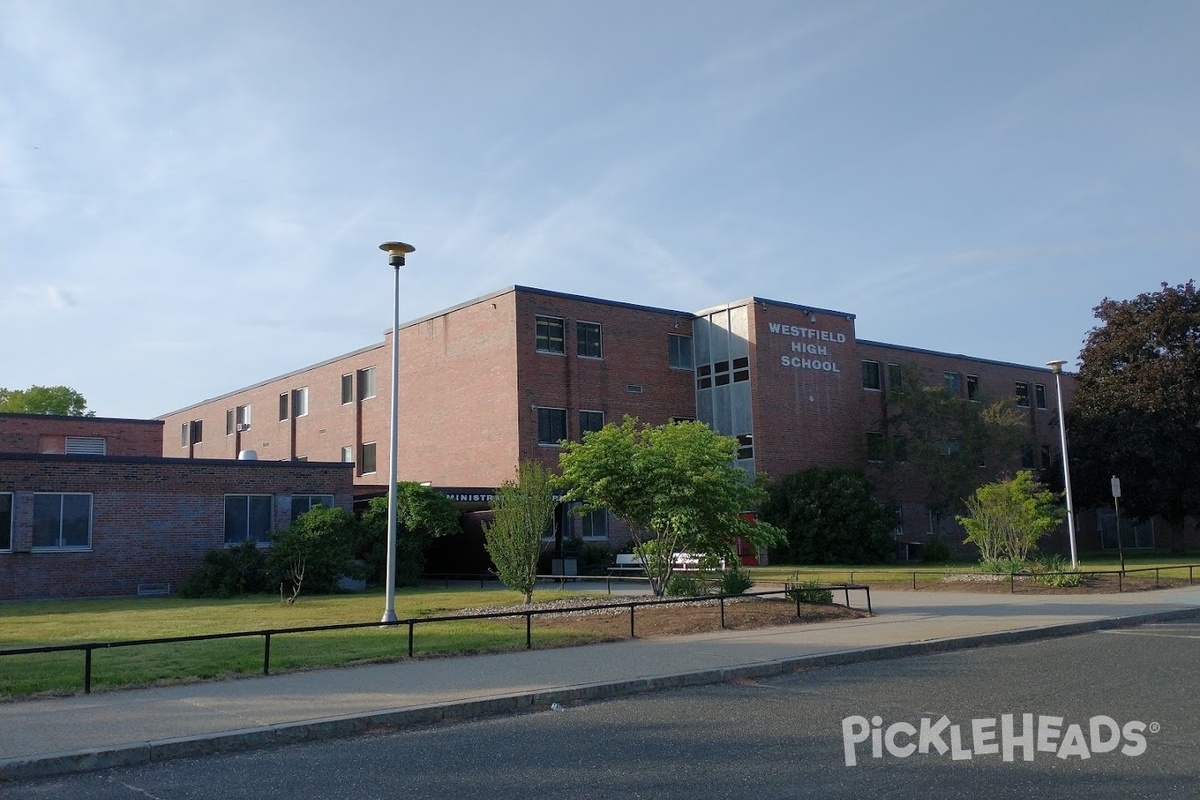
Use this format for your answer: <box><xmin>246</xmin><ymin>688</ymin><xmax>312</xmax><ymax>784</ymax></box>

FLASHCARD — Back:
<box><xmin>3</xmin><ymin>585</ymin><xmax>1199</xmax><ymax>781</ymax></box>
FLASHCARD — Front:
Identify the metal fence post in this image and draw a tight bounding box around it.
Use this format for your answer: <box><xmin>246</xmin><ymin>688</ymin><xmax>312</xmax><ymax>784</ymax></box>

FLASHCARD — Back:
<box><xmin>84</xmin><ymin>646</ymin><xmax>93</xmax><ymax>694</ymax></box>
<box><xmin>719</xmin><ymin>596</ymin><xmax>726</xmax><ymax>629</ymax></box>
<box><xmin>408</xmin><ymin>621</ymin><xmax>415</xmax><ymax>657</ymax></box>
<box><xmin>629</xmin><ymin>604</ymin><xmax>636</xmax><ymax>638</ymax></box>
<box><xmin>526</xmin><ymin>612</ymin><xmax>532</xmax><ymax>649</ymax></box>
<box><xmin>263</xmin><ymin>633</ymin><xmax>271</xmax><ymax>675</ymax></box>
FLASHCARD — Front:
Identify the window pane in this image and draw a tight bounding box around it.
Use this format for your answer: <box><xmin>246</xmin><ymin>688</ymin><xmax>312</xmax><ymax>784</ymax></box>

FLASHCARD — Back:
<box><xmin>1015</xmin><ymin>382</ymin><xmax>1030</xmax><ymax>407</ymax></box>
<box><xmin>0</xmin><ymin>494</ymin><xmax>11</xmax><ymax>550</ymax></box>
<box><xmin>341</xmin><ymin>374</ymin><xmax>354</xmax><ymax>404</ymax></box>
<box><xmin>887</xmin><ymin>364</ymin><xmax>903</xmax><ymax>390</ymax></box>
<box><xmin>226</xmin><ymin>409</ymin><xmax>235</xmax><ymax>435</ymax></box>
<box><xmin>248</xmin><ymin>496</ymin><xmax>273</xmax><ymax>543</ymax></box>
<box><xmin>861</xmin><ymin>361</ymin><xmax>881</xmax><ymax>390</ymax></box>
<box><xmin>225</xmin><ymin>495</ymin><xmax>248</xmax><ymax>543</ymax></box>
<box><xmin>579</xmin><ymin>410</ymin><xmax>604</xmax><ymax>436</ymax></box>
<box><xmin>61</xmin><ymin>494</ymin><xmax>91</xmax><ymax>547</ymax></box>
<box><xmin>538</xmin><ymin>408</ymin><xmax>566</xmax><ymax>444</ymax></box>
<box><xmin>361</xmin><ymin>442</ymin><xmax>377</xmax><ymax>474</ymax></box>
<box><xmin>536</xmin><ymin>316</ymin><xmax>565</xmax><ymax>354</ymax></box>
<box><xmin>32</xmin><ymin>494</ymin><xmax>61</xmax><ymax>548</ymax></box>
<box><xmin>577</xmin><ymin>321</ymin><xmax>602</xmax><ymax>358</ymax></box>
<box><xmin>279</xmin><ymin>393</ymin><xmax>290</xmax><ymax>421</ymax></box>
<box><xmin>1035</xmin><ymin>384</ymin><xmax>1047</xmax><ymax>409</ymax></box>
<box><xmin>668</xmin><ymin>334</ymin><xmax>693</xmax><ymax>369</ymax></box>
<box><xmin>359</xmin><ymin>367</ymin><xmax>377</xmax><ymax>399</ymax></box>
<box><xmin>944</xmin><ymin>372</ymin><xmax>962</xmax><ymax>396</ymax></box>
<box><xmin>966</xmin><ymin>375</ymin><xmax>979</xmax><ymax>401</ymax></box>
<box><xmin>290</xmin><ymin>496</ymin><xmax>309</xmax><ymax>520</ymax></box>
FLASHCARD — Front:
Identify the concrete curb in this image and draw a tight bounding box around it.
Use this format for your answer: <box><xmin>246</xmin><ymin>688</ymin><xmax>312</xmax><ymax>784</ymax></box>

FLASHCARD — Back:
<box><xmin>3</xmin><ymin>605</ymin><xmax>1197</xmax><ymax>782</ymax></box>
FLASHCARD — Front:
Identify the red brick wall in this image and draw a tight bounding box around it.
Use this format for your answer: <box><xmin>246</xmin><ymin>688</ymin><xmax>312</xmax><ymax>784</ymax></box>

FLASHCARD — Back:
<box><xmin>0</xmin><ymin>414</ymin><xmax>164</xmax><ymax>457</ymax></box>
<box><xmin>0</xmin><ymin>455</ymin><xmax>354</xmax><ymax>600</ymax></box>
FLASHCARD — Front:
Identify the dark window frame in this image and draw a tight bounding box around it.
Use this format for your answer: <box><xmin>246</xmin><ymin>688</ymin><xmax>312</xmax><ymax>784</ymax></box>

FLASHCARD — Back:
<box><xmin>862</xmin><ymin>360</ymin><xmax>882</xmax><ymax>391</ymax></box>
<box><xmin>537</xmin><ymin>407</ymin><xmax>568</xmax><ymax>445</ymax></box>
<box><xmin>576</xmin><ymin>321</ymin><xmax>602</xmax><ymax>359</ymax></box>
<box><xmin>535</xmin><ymin>316</ymin><xmax>566</xmax><ymax>355</ymax></box>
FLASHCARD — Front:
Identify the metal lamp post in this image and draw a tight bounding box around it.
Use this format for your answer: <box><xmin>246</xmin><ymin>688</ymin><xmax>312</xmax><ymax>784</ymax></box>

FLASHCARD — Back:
<box><xmin>1047</xmin><ymin>360</ymin><xmax>1079</xmax><ymax>570</ymax></box>
<box><xmin>379</xmin><ymin>241</ymin><xmax>415</xmax><ymax>624</ymax></box>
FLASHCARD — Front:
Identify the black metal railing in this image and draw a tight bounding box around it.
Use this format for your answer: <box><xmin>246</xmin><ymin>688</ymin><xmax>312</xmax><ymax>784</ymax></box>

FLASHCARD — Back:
<box><xmin>780</xmin><ymin>564</ymin><xmax>1198</xmax><ymax>592</ymax></box>
<box><xmin>0</xmin><ymin>585</ymin><xmax>871</xmax><ymax>696</ymax></box>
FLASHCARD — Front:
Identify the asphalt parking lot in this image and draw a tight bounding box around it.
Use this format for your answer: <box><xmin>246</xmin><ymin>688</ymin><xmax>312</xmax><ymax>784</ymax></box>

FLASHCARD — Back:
<box><xmin>14</xmin><ymin>621</ymin><xmax>1198</xmax><ymax>800</ymax></box>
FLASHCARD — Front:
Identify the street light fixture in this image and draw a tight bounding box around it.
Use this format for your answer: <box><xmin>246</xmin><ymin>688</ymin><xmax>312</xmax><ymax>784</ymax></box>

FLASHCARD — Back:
<box><xmin>1047</xmin><ymin>360</ymin><xmax>1079</xmax><ymax>570</ymax></box>
<box><xmin>379</xmin><ymin>241</ymin><xmax>415</xmax><ymax>624</ymax></box>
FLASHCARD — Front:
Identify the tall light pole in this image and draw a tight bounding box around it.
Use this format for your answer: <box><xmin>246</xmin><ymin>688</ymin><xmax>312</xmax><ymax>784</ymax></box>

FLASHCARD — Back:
<box><xmin>379</xmin><ymin>241</ymin><xmax>415</xmax><ymax>624</ymax></box>
<box><xmin>1047</xmin><ymin>360</ymin><xmax>1079</xmax><ymax>570</ymax></box>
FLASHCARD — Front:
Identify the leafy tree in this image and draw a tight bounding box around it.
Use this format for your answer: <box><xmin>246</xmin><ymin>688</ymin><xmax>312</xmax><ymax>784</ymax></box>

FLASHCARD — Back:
<box><xmin>357</xmin><ymin>482</ymin><xmax>462</xmax><ymax>586</ymax></box>
<box><xmin>0</xmin><ymin>385</ymin><xmax>94</xmax><ymax>416</ymax></box>
<box><xmin>881</xmin><ymin>365</ymin><xmax>1028</xmax><ymax>522</ymax></box>
<box><xmin>1067</xmin><ymin>281</ymin><xmax>1200</xmax><ymax>554</ymax></box>
<box><xmin>557</xmin><ymin>416</ymin><xmax>783</xmax><ymax>596</ymax></box>
<box><xmin>957</xmin><ymin>471</ymin><xmax>1065</xmax><ymax>564</ymax></box>
<box><xmin>484</xmin><ymin>461</ymin><xmax>556</xmax><ymax>604</ymax></box>
<box><xmin>760</xmin><ymin>467</ymin><xmax>900</xmax><ymax>564</ymax></box>
<box><xmin>267</xmin><ymin>505</ymin><xmax>360</xmax><ymax>598</ymax></box>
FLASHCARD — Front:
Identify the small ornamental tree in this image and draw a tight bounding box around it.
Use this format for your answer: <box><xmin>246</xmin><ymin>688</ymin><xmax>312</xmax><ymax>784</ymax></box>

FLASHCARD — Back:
<box><xmin>356</xmin><ymin>482</ymin><xmax>461</xmax><ymax>587</ymax></box>
<box><xmin>957</xmin><ymin>471</ymin><xmax>1065</xmax><ymax>565</ymax></box>
<box><xmin>267</xmin><ymin>505</ymin><xmax>360</xmax><ymax>598</ymax></box>
<box><xmin>484</xmin><ymin>460</ymin><xmax>556</xmax><ymax>604</ymax></box>
<box><xmin>558</xmin><ymin>416</ymin><xmax>783</xmax><ymax>596</ymax></box>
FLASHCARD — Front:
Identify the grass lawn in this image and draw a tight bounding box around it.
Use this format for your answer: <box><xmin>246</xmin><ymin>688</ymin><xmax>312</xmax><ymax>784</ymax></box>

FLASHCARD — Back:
<box><xmin>0</xmin><ymin>588</ymin><xmax>602</xmax><ymax>698</ymax></box>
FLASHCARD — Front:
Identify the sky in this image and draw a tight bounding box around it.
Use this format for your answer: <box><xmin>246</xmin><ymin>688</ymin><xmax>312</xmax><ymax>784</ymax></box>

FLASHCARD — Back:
<box><xmin>1</xmin><ymin>0</ymin><xmax>1197</xmax><ymax>419</ymax></box>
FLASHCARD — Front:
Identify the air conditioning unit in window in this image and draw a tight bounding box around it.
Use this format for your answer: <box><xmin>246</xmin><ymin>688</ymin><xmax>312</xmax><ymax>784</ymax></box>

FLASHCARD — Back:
<box><xmin>236</xmin><ymin>423</ymin><xmax>250</xmax><ymax>432</ymax></box>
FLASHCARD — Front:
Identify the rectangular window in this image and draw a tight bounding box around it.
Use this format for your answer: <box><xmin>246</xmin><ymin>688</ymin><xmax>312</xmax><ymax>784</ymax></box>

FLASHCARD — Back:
<box><xmin>360</xmin><ymin>442</ymin><xmax>377</xmax><ymax>474</ymax></box>
<box><xmin>887</xmin><ymin>363</ymin><xmax>903</xmax><ymax>390</ymax></box>
<box><xmin>966</xmin><ymin>374</ymin><xmax>979</xmax><ymax>401</ymax></box>
<box><xmin>892</xmin><ymin>435</ymin><xmax>908</xmax><ymax>463</ymax></box>
<box><xmin>696</xmin><ymin>363</ymin><xmax>712</xmax><ymax>389</ymax></box>
<box><xmin>944</xmin><ymin>372</ymin><xmax>962</xmax><ymax>397</ymax></box>
<box><xmin>736</xmin><ymin>433</ymin><xmax>754</xmax><ymax>460</ymax></box>
<box><xmin>577</xmin><ymin>321</ymin><xmax>602</xmax><ymax>359</ymax></box>
<box><xmin>341</xmin><ymin>374</ymin><xmax>354</xmax><ymax>404</ymax></box>
<box><xmin>713</xmin><ymin>360</ymin><xmax>731</xmax><ymax>386</ymax></box>
<box><xmin>279</xmin><ymin>392</ymin><xmax>290</xmax><ymax>421</ymax></box>
<box><xmin>535</xmin><ymin>316</ymin><xmax>565</xmax><ymax>354</ymax></box>
<box><xmin>537</xmin><ymin>407</ymin><xmax>567</xmax><ymax>445</ymax></box>
<box><xmin>732</xmin><ymin>356</ymin><xmax>750</xmax><ymax>383</ymax></box>
<box><xmin>862</xmin><ymin>360</ymin><xmax>881</xmax><ymax>391</ymax></box>
<box><xmin>182</xmin><ymin>421</ymin><xmax>202</xmax><ymax>446</ymax></box>
<box><xmin>668</xmin><ymin>334</ymin><xmax>694</xmax><ymax>370</ymax></box>
<box><xmin>237</xmin><ymin>404</ymin><xmax>252</xmax><ymax>429</ymax></box>
<box><xmin>293</xmin><ymin>387</ymin><xmax>308</xmax><ymax>417</ymax></box>
<box><xmin>358</xmin><ymin>367</ymin><xmax>377</xmax><ymax>400</ymax></box>
<box><xmin>582</xmin><ymin>509</ymin><xmax>608</xmax><ymax>540</ymax></box>
<box><xmin>341</xmin><ymin>445</ymin><xmax>354</xmax><ymax>463</ymax></box>
<box><xmin>290</xmin><ymin>494</ymin><xmax>335</xmax><ymax>522</ymax></box>
<box><xmin>1035</xmin><ymin>383</ymin><xmax>1047</xmax><ymax>410</ymax></box>
<box><xmin>579</xmin><ymin>410</ymin><xmax>605</xmax><ymax>438</ymax></box>
<box><xmin>0</xmin><ymin>493</ymin><xmax>12</xmax><ymax>550</ymax></box>
<box><xmin>181</xmin><ymin>422</ymin><xmax>190</xmax><ymax>447</ymax></box>
<box><xmin>224</xmin><ymin>494</ymin><xmax>273</xmax><ymax>544</ymax></box>
<box><xmin>1021</xmin><ymin>445</ymin><xmax>1035</xmax><ymax>469</ymax></box>
<box><xmin>1015</xmin><ymin>381</ymin><xmax>1030</xmax><ymax>408</ymax></box>
<box><xmin>866</xmin><ymin>432</ymin><xmax>886</xmax><ymax>463</ymax></box>
<box><xmin>1041</xmin><ymin>444</ymin><xmax>1053</xmax><ymax>471</ymax></box>
<box><xmin>226</xmin><ymin>409</ymin><xmax>235</xmax><ymax>435</ymax></box>
<box><xmin>32</xmin><ymin>493</ymin><xmax>92</xmax><ymax>550</ymax></box>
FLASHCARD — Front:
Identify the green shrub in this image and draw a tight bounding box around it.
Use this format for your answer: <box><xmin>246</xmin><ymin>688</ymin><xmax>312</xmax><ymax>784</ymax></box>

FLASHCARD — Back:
<box><xmin>179</xmin><ymin>541</ymin><xmax>268</xmax><ymax>598</ymax></box>
<box><xmin>921</xmin><ymin>537</ymin><xmax>953</xmax><ymax>564</ymax></box>
<box><xmin>665</xmin><ymin>573</ymin><xmax>706</xmax><ymax>597</ymax></box>
<box><xmin>980</xmin><ymin>556</ymin><xmax>1027</xmax><ymax>574</ymax></box>
<box><xmin>576</xmin><ymin>542</ymin><xmax>616</xmax><ymax>576</ymax></box>
<box><xmin>267</xmin><ymin>506</ymin><xmax>360</xmax><ymax>598</ymax></box>
<box><xmin>716</xmin><ymin>565</ymin><xmax>754</xmax><ymax>595</ymax></box>
<box><xmin>1032</xmin><ymin>554</ymin><xmax>1083</xmax><ymax>587</ymax></box>
<box><xmin>785</xmin><ymin>579</ymin><xmax>833</xmax><ymax>604</ymax></box>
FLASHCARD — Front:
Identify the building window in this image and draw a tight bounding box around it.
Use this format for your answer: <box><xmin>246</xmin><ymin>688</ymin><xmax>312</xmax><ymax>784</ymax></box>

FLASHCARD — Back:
<box><xmin>537</xmin><ymin>407</ymin><xmax>567</xmax><ymax>445</ymax></box>
<box><xmin>358</xmin><ymin>367</ymin><xmax>377</xmax><ymax>400</ymax></box>
<box><xmin>293</xmin><ymin>387</ymin><xmax>308</xmax><ymax>417</ymax></box>
<box><xmin>944</xmin><ymin>372</ymin><xmax>962</xmax><ymax>397</ymax></box>
<box><xmin>887</xmin><ymin>363</ymin><xmax>903</xmax><ymax>390</ymax></box>
<box><xmin>0</xmin><ymin>493</ymin><xmax>12</xmax><ymax>551</ymax></box>
<box><xmin>862</xmin><ymin>360</ymin><xmax>881</xmax><ymax>391</ymax></box>
<box><xmin>182</xmin><ymin>420</ymin><xmax>202</xmax><ymax>446</ymax></box>
<box><xmin>237</xmin><ymin>404</ymin><xmax>252</xmax><ymax>430</ymax></box>
<box><xmin>579</xmin><ymin>410</ymin><xmax>605</xmax><ymax>438</ymax></box>
<box><xmin>1021</xmin><ymin>445</ymin><xmax>1035</xmax><ymax>469</ymax></box>
<box><xmin>668</xmin><ymin>334</ymin><xmax>693</xmax><ymax>369</ymax></box>
<box><xmin>945</xmin><ymin>438</ymin><xmax>963</xmax><ymax>458</ymax></box>
<box><xmin>279</xmin><ymin>392</ymin><xmax>290</xmax><ymax>421</ymax></box>
<box><xmin>892</xmin><ymin>435</ymin><xmax>908</xmax><ymax>463</ymax></box>
<box><xmin>224</xmin><ymin>494</ymin><xmax>273</xmax><ymax>544</ymax></box>
<box><xmin>341</xmin><ymin>445</ymin><xmax>354</xmax><ymax>464</ymax></box>
<box><xmin>535</xmin><ymin>315</ymin><xmax>565</xmax><ymax>354</ymax></box>
<box><xmin>1041</xmin><ymin>444</ymin><xmax>1053</xmax><ymax>471</ymax></box>
<box><xmin>966</xmin><ymin>374</ymin><xmax>979</xmax><ymax>401</ymax></box>
<box><xmin>696</xmin><ymin>364</ymin><xmax>712</xmax><ymax>389</ymax></box>
<box><xmin>1015</xmin><ymin>381</ymin><xmax>1030</xmax><ymax>408</ymax></box>
<box><xmin>341</xmin><ymin>373</ymin><xmax>354</xmax><ymax>404</ymax></box>
<box><xmin>290</xmin><ymin>494</ymin><xmax>335</xmax><ymax>522</ymax></box>
<box><xmin>713</xmin><ymin>360</ymin><xmax>731</xmax><ymax>386</ymax></box>
<box><xmin>736</xmin><ymin>433</ymin><xmax>754</xmax><ymax>460</ymax></box>
<box><xmin>1035</xmin><ymin>383</ymin><xmax>1047</xmax><ymax>410</ymax></box>
<box><xmin>582</xmin><ymin>509</ymin><xmax>608</xmax><ymax>539</ymax></box>
<box><xmin>226</xmin><ymin>408</ymin><xmax>235</xmax><ymax>435</ymax></box>
<box><xmin>866</xmin><ymin>433</ymin><xmax>886</xmax><ymax>463</ymax></box>
<box><xmin>577</xmin><ymin>321</ymin><xmax>602</xmax><ymax>359</ymax></box>
<box><xmin>732</xmin><ymin>356</ymin><xmax>750</xmax><ymax>383</ymax></box>
<box><xmin>360</xmin><ymin>442</ymin><xmax>377</xmax><ymax>474</ymax></box>
<box><xmin>32</xmin><ymin>493</ymin><xmax>92</xmax><ymax>550</ymax></box>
